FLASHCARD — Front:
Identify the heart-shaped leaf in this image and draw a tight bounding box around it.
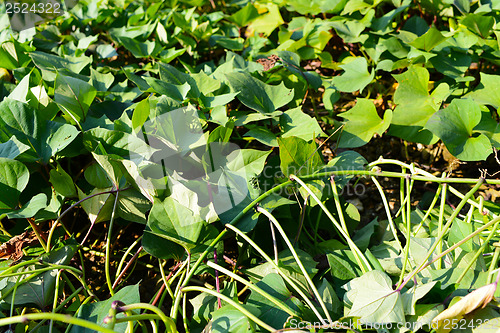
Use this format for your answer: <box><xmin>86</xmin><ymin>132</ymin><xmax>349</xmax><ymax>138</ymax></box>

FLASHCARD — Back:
<box><xmin>331</xmin><ymin>57</ymin><xmax>374</xmax><ymax>93</ymax></box>
<box><xmin>389</xmin><ymin>65</ymin><xmax>448</xmax><ymax>144</ymax></box>
<box><xmin>426</xmin><ymin>98</ymin><xmax>492</xmax><ymax>161</ymax></box>
<box><xmin>226</xmin><ymin>72</ymin><xmax>293</xmax><ymax>115</ymax></box>
<box><xmin>338</xmin><ymin>98</ymin><xmax>392</xmax><ymax>148</ymax></box>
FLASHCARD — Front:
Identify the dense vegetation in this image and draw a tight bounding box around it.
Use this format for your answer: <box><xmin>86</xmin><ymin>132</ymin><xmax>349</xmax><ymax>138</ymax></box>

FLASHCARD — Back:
<box><xmin>1</xmin><ymin>0</ymin><xmax>500</xmax><ymax>331</ymax></box>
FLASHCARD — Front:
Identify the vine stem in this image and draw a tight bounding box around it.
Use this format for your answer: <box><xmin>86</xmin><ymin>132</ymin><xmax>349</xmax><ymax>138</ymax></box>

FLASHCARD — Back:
<box><xmin>170</xmin><ymin>180</ymin><xmax>292</xmax><ymax>321</ymax></box>
<box><xmin>117</xmin><ymin>303</ymin><xmax>173</xmax><ymax>326</ymax></box>
<box><xmin>46</xmin><ymin>186</ymin><xmax>130</xmax><ymax>252</ymax></box>
<box><xmin>0</xmin><ymin>313</ymin><xmax>117</xmax><ymax>333</ymax></box>
<box><xmin>291</xmin><ymin>174</ymin><xmax>371</xmax><ymax>273</ymax></box>
<box><xmin>257</xmin><ymin>206</ymin><xmax>332</xmax><ymax>323</ymax></box>
<box><xmin>182</xmin><ymin>286</ymin><xmax>276</xmax><ymax>332</ymax></box>
<box><xmin>105</xmin><ymin>190</ymin><xmax>120</xmax><ymax>296</ymax></box>
<box><xmin>225</xmin><ymin>223</ymin><xmax>327</xmax><ymax>323</ymax></box>
<box><xmin>171</xmin><ymin>165</ymin><xmax>500</xmax><ymax>324</ymax></box>
<box><xmin>206</xmin><ymin>261</ymin><xmax>297</xmax><ymax>317</ymax></box>
<box><xmin>396</xmin><ymin>178</ymin><xmax>485</xmax><ymax>291</ymax></box>
<box><xmin>456</xmin><ymin>218</ymin><xmax>500</xmax><ymax>284</ymax></box>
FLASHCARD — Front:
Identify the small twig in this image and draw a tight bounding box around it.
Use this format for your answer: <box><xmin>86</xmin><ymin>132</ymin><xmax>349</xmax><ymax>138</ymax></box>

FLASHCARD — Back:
<box><xmin>293</xmin><ymin>196</ymin><xmax>308</xmax><ymax>247</ymax></box>
<box><xmin>46</xmin><ymin>186</ymin><xmax>131</xmax><ymax>252</ymax></box>
<box><xmin>112</xmin><ymin>246</ymin><xmax>143</xmax><ymax>289</ymax></box>
<box><xmin>270</xmin><ymin>220</ymin><xmax>278</xmax><ymax>265</ymax></box>
<box><xmin>214</xmin><ymin>249</ymin><xmax>221</xmax><ymax>309</ymax></box>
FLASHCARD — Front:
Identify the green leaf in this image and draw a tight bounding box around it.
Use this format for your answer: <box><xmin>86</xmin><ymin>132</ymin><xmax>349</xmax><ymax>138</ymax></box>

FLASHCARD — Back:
<box><xmin>118</xmin><ymin>37</ymin><xmax>162</xmax><ymax>58</ymax></box>
<box><xmin>96</xmin><ymin>44</ymin><xmax>118</xmax><ymax>59</ymax></box>
<box><xmin>317</xmin><ymin>150</ymin><xmax>367</xmax><ymax>187</ymax></box>
<box><xmin>246</xmin><ymin>3</ymin><xmax>284</xmax><ymax>36</ymax></box>
<box><xmin>142</xmin><ymin>226</ymin><xmax>185</xmax><ymax>260</ymax></box>
<box><xmin>83</xmin><ymin>128</ymin><xmax>157</xmax><ymax>159</ymax></box>
<box><xmin>131</xmin><ymin>98</ymin><xmax>150</xmax><ymax>132</ymax></box>
<box><xmin>244</xmin><ymin>127</ymin><xmax>278</xmax><ymax>147</ymax></box>
<box><xmin>0</xmin><ymin>99</ymin><xmax>79</xmax><ymax>165</ymax></box>
<box><xmin>343</xmin><ymin>270</ymin><xmax>405</xmax><ymax>324</ymax></box>
<box><xmin>410</xmin><ymin>27</ymin><xmax>446</xmax><ymax>51</ymax></box>
<box><xmin>214</xmin><ymin>149</ymin><xmax>273</xmax><ymax>230</ymax></box>
<box><xmin>2</xmin><ymin>243</ymin><xmax>77</xmax><ymax>308</ymax></box>
<box><xmin>5</xmin><ymin>193</ymin><xmax>47</xmax><ymax>219</ymax></box>
<box><xmin>338</xmin><ymin>98</ymin><xmax>392</xmax><ymax>148</ymax></box>
<box><xmin>84</xmin><ymin>163</ymin><xmax>114</xmax><ymax>189</ymax></box>
<box><xmin>147</xmin><ymin>197</ymin><xmax>204</xmax><ymax>251</ymax></box>
<box><xmin>30</xmin><ymin>51</ymin><xmax>90</xmax><ymax>79</ymax></box>
<box><xmin>78</xmin><ymin>187</ymin><xmax>114</xmax><ymax>224</ymax></box>
<box><xmin>210</xmin><ymin>305</ymin><xmax>259</xmax><ymax>333</ymax></box>
<box><xmin>426</xmin><ymin>98</ymin><xmax>492</xmax><ymax>161</ymax></box>
<box><xmin>467</xmin><ymin>73</ymin><xmax>500</xmax><ymax>109</ymax></box>
<box><xmin>389</xmin><ymin>65</ymin><xmax>448</xmax><ymax>144</ymax></box>
<box><xmin>0</xmin><ymin>157</ymin><xmax>29</xmax><ymax>210</ymax></box>
<box><xmin>90</xmin><ymin>68</ymin><xmax>115</xmax><ymax>92</ymax></box>
<box><xmin>401</xmin><ymin>282</ymin><xmax>437</xmax><ymax>315</ymax></box>
<box><xmin>71</xmin><ymin>284</ymin><xmax>140</xmax><ymax>333</ymax></box>
<box><xmin>448</xmin><ymin>218</ymin><xmax>480</xmax><ymax>251</ymax></box>
<box><xmin>226</xmin><ymin>72</ymin><xmax>293</xmax><ymax>115</ymax></box>
<box><xmin>247</xmin><ymin>273</ymin><xmax>303</xmax><ymax>328</ymax></box>
<box><xmin>211</xmin><ymin>36</ymin><xmax>245</xmax><ymax>51</ymax></box>
<box><xmin>50</xmin><ymin>164</ymin><xmax>76</xmax><ymax>198</ymax></box>
<box><xmin>9</xmin><ymin>73</ymin><xmax>30</xmax><ymax>103</ymax></box>
<box><xmin>0</xmin><ymin>136</ymin><xmax>29</xmax><ymax>159</ymax></box>
<box><xmin>201</xmin><ymin>93</ymin><xmax>239</xmax><ymax>108</ymax></box>
<box><xmin>0</xmin><ymin>41</ymin><xmax>32</xmax><ymax>70</ymax></box>
<box><xmin>317</xmin><ymin>279</ymin><xmax>342</xmax><ymax>314</ymax></box>
<box><xmin>331</xmin><ymin>57</ymin><xmax>374</xmax><ymax>93</ymax></box>
<box><xmin>43</xmin><ymin>122</ymin><xmax>80</xmax><ymax>162</ymax></box>
<box><xmin>330</xmin><ymin>20</ymin><xmax>367</xmax><ymax>43</ymax></box>
<box><xmin>461</xmin><ymin>13</ymin><xmax>494</xmax><ymax>38</ymax></box>
<box><xmin>116</xmin><ymin>188</ymin><xmax>151</xmax><ymax>224</ymax></box>
<box><xmin>280</xmin><ymin>106</ymin><xmax>325</xmax><ymax>140</ymax></box>
<box><xmin>229</xmin><ymin>3</ymin><xmax>259</xmax><ymax>26</ymax></box>
<box><xmin>54</xmin><ymin>74</ymin><xmax>97</xmax><ymax>123</ymax></box>
<box><xmin>144</xmin><ymin>77</ymin><xmax>191</xmax><ymax>102</ymax></box>
<box><xmin>430</xmin><ymin>52</ymin><xmax>471</xmax><ymax>79</ymax></box>
<box><xmin>278</xmin><ymin>136</ymin><xmax>323</xmax><ymax>177</ymax></box>
<box><xmin>327</xmin><ymin>250</ymin><xmax>363</xmax><ymax>283</ymax></box>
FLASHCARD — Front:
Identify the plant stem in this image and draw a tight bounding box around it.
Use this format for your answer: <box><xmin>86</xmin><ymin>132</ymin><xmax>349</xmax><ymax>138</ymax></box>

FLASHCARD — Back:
<box><xmin>397</xmin><ymin>180</ymin><xmax>491</xmax><ymax>291</ymax></box>
<box><xmin>257</xmin><ymin>206</ymin><xmax>332</xmax><ymax>323</ymax></box>
<box><xmin>329</xmin><ymin>176</ymin><xmax>348</xmax><ymax>232</ymax></box>
<box><xmin>206</xmin><ymin>261</ymin><xmax>297</xmax><ymax>317</ymax></box>
<box><xmin>170</xmin><ymin>180</ymin><xmax>292</xmax><ymax>321</ymax></box>
<box><xmin>181</xmin><ymin>286</ymin><xmax>276</xmax><ymax>332</ymax></box>
<box><xmin>456</xmin><ymin>218</ymin><xmax>500</xmax><ymax>284</ymax></box>
<box><xmin>118</xmin><ymin>303</ymin><xmax>173</xmax><ymax>328</ymax></box>
<box><xmin>113</xmin><ymin>246</ymin><xmax>143</xmax><ymax>289</ymax></box>
<box><xmin>115</xmin><ymin>236</ymin><xmax>142</xmax><ymax>280</ymax></box>
<box><xmin>46</xmin><ymin>187</ymin><xmax>130</xmax><ymax>252</ymax></box>
<box><xmin>488</xmin><ymin>247</ymin><xmax>500</xmax><ymax>284</ymax></box>
<box><xmin>225</xmin><ymin>223</ymin><xmax>327</xmax><ymax>323</ymax></box>
<box><xmin>436</xmin><ymin>181</ymin><xmax>448</xmax><ymax>269</ymax></box>
<box><xmin>105</xmin><ymin>190</ymin><xmax>120</xmax><ymax>296</ymax></box>
<box><xmin>371</xmin><ymin>176</ymin><xmax>403</xmax><ymax>252</ymax></box>
<box><xmin>291</xmin><ymin>174</ymin><xmax>371</xmax><ymax>273</ymax></box>
<box><xmin>0</xmin><ymin>313</ymin><xmax>117</xmax><ymax>333</ymax></box>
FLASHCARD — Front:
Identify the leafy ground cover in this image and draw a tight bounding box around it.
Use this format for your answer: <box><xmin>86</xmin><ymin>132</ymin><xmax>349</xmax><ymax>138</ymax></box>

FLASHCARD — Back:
<box><xmin>1</xmin><ymin>0</ymin><xmax>500</xmax><ymax>332</ymax></box>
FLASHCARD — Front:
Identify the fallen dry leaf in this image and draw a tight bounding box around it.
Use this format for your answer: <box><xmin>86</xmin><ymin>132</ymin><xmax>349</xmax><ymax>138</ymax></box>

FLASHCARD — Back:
<box><xmin>432</xmin><ymin>283</ymin><xmax>497</xmax><ymax>333</ymax></box>
<box><xmin>0</xmin><ymin>231</ymin><xmax>39</xmax><ymax>262</ymax></box>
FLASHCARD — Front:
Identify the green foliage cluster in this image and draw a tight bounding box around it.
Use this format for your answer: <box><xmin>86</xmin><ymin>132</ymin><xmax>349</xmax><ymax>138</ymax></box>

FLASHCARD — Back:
<box><xmin>1</xmin><ymin>0</ymin><xmax>500</xmax><ymax>332</ymax></box>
